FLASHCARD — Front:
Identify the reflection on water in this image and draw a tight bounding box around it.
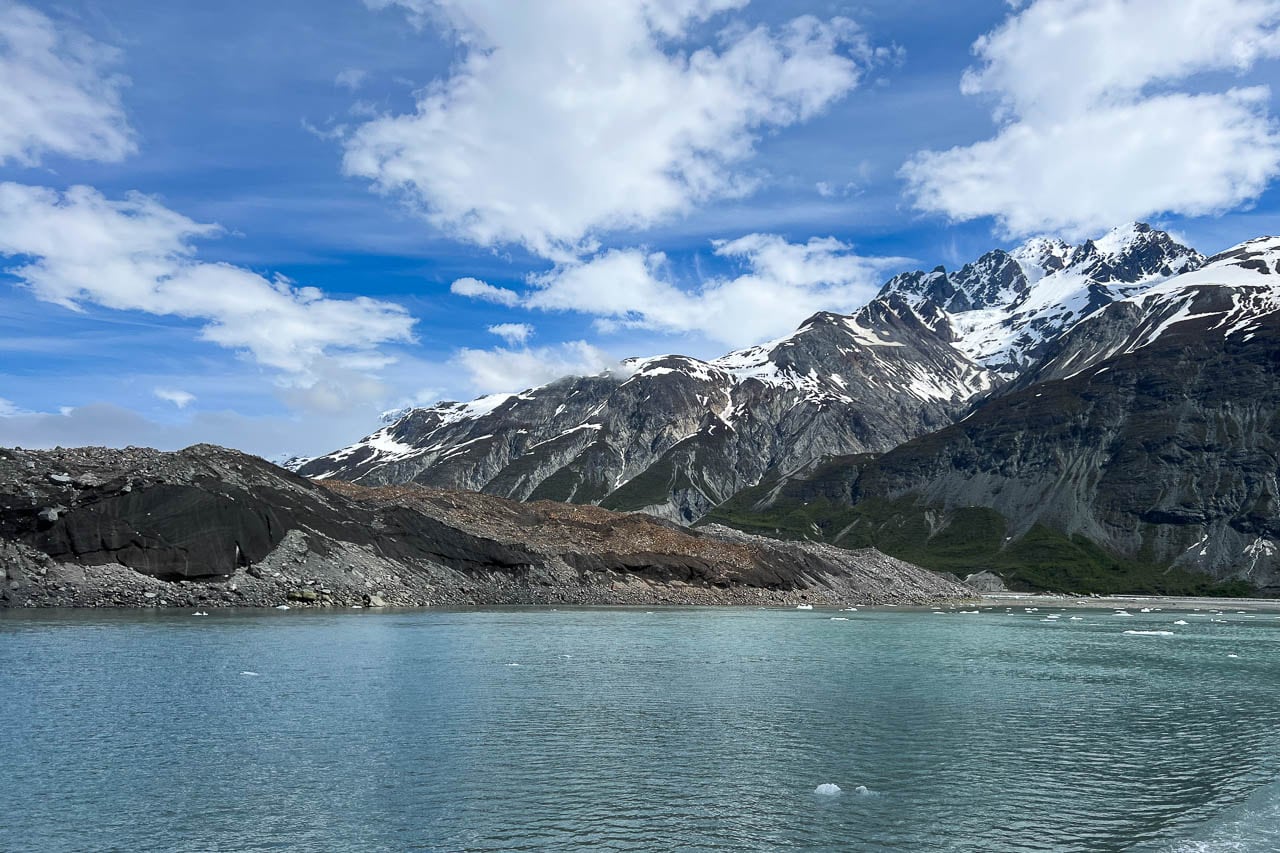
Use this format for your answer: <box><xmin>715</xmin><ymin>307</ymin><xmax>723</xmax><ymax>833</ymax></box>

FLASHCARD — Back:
<box><xmin>2</xmin><ymin>605</ymin><xmax>1278</xmax><ymax>852</ymax></box>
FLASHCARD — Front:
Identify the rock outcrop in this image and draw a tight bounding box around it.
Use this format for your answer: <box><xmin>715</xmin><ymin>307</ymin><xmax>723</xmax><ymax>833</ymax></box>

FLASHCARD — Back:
<box><xmin>705</xmin><ymin>292</ymin><xmax>1280</xmax><ymax>595</ymax></box>
<box><xmin>0</xmin><ymin>444</ymin><xmax>969</xmax><ymax>608</ymax></box>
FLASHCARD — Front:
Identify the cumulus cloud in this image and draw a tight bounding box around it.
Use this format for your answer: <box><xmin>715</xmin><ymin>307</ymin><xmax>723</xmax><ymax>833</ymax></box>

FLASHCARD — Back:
<box><xmin>903</xmin><ymin>0</ymin><xmax>1280</xmax><ymax>237</ymax></box>
<box><xmin>450</xmin><ymin>276</ymin><xmax>521</xmax><ymax>306</ymax></box>
<box><xmin>487</xmin><ymin>322</ymin><xmax>533</xmax><ymax>344</ymax></box>
<box><xmin>504</xmin><ymin>234</ymin><xmax>905</xmax><ymax>348</ymax></box>
<box><xmin>347</xmin><ymin>0</ymin><xmax>876</xmax><ymax>257</ymax></box>
<box><xmin>0</xmin><ymin>2</ymin><xmax>134</xmax><ymax>165</ymax></box>
<box><xmin>0</xmin><ymin>183</ymin><xmax>416</xmax><ymax>409</ymax></box>
<box><xmin>154</xmin><ymin>388</ymin><xmax>195</xmax><ymax>409</ymax></box>
<box><xmin>453</xmin><ymin>341</ymin><xmax>619</xmax><ymax>394</ymax></box>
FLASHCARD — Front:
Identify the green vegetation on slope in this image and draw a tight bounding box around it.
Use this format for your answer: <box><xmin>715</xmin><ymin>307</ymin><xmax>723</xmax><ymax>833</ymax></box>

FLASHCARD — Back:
<box><xmin>703</xmin><ymin>494</ymin><xmax>1254</xmax><ymax>597</ymax></box>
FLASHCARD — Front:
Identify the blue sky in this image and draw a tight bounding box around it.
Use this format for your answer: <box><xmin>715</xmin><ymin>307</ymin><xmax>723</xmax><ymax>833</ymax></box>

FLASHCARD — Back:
<box><xmin>4</xmin><ymin>0</ymin><xmax>1280</xmax><ymax>457</ymax></box>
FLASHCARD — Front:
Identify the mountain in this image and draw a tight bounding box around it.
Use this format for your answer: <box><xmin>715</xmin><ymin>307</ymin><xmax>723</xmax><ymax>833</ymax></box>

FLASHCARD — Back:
<box><xmin>298</xmin><ymin>297</ymin><xmax>993</xmax><ymax>521</ymax></box>
<box><xmin>299</xmin><ymin>222</ymin><xmax>1208</xmax><ymax>523</ymax></box>
<box><xmin>705</xmin><ymin>237</ymin><xmax>1280</xmax><ymax>594</ymax></box>
<box><xmin>0</xmin><ymin>444</ymin><xmax>968</xmax><ymax>608</ymax></box>
<box><xmin>878</xmin><ymin>222</ymin><xmax>1204</xmax><ymax>375</ymax></box>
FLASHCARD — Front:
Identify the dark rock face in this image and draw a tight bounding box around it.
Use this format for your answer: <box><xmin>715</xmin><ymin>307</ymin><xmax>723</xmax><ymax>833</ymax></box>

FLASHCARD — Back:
<box><xmin>0</xmin><ymin>445</ymin><xmax>969</xmax><ymax>608</ymax></box>
<box><xmin>706</xmin><ymin>312</ymin><xmax>1280</xmax><ymax>594</ymax></box>
<box><xmin>29</xmin><ymin>484</ymin><xmax>278</xmax><ymax>580</ymax></box>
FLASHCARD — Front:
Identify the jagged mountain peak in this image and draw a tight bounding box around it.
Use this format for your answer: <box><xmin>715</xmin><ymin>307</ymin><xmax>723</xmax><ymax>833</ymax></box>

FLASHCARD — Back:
<box><xmin>875</xmin><ymin>222</ymin><xmax>1204</xmax><ymax>374</ymax></box>
<box><xmin>1009</xmin><ymin>236</ymin><xmax>1072</xmax><ymax>283</ymax></box>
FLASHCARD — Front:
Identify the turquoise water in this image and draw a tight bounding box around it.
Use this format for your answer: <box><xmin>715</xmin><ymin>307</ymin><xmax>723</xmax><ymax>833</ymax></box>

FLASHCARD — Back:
<box><xmin>2</xmin><ymin>605</ymin><xmax>1279</xmax><ymax>852</ymax></box>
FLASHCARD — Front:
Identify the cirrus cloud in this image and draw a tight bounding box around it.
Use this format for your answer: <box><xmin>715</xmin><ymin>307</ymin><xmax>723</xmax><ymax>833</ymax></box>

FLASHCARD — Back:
<box><xmin>0</xmin><ymin>2</ymin><xmax>135</xmax><ymax>165</ymax></box>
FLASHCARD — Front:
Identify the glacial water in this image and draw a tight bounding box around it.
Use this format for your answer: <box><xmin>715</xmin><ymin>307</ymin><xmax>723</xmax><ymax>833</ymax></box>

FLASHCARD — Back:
<box><xmin>2</xmin><ymin>604</ymin><xmax>1279</xmax><ymax>852</ymax></box>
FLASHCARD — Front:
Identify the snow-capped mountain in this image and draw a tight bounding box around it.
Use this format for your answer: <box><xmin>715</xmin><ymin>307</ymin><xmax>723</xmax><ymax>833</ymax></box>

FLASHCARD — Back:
<box><xmin>880</xmin><ymin>222</ymin><xmax>1204</xmax><ymax>375</ymax></box>
<box><xmin>708</xmin><ymin>235</ymin><xmax>1280</xmax><ymax>592</ymax></box>
<box><xmin>297</xmin><ymin>296</ymin><xmax>993</xmax><ymax>521</ymax></box>
<box><xmin>298</xmin><ymin>224</ymin><xmax>1276</xmax><ymax>528</ymax></box>
<box><xmin>1021</xmin><ymin>235</ymin><xmax>1280</xmax><ymax>387</ymax></box>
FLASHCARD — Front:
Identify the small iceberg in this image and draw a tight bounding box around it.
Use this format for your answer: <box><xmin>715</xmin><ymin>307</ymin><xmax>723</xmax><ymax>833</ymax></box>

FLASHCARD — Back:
<box><xmin>1124</xmin><ymin>630</ymin><xmax>1174</xmax><ymax>636</ymax></box>
<box><xmin>814</xmin><ymin>783</ymin><xmax>841</xmax><ymax>796</ymax></box>
<box><xmin>854</xmin><ymin>785</ymin><xmax>875</xmax><ymax>796</ymax></box>
<box><xmin>796</xmin><ymin>604</ymin><xmax>814</xmax><ymax>610</ymax></box>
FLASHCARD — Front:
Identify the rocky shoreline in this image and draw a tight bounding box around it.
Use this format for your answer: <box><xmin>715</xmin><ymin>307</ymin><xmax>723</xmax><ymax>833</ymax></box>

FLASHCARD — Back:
<box><xmin>0</xmin><ymin>445</ymin><xmax>972</xmax><ymax>609</ymax></box>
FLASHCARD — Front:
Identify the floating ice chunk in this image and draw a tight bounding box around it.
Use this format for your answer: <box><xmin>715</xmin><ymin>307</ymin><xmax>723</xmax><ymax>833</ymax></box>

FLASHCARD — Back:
<box><xmin>240</xmin><ymin>671</ymin><xmax>259</xmax><ymax>676</ymax></box>
<box><xmin>854</xmin><ymin>785</ymin><xmax>875</xmax><ymax>796</ymax></box>
<box><xmin>274</xmin><ymin>604</ymin><xmax>290</xmax><ymax>610</ymax></box>
<box><xmin>796</xmin><ymin>604</ymin><xmax>814</xmax><ymax>610</ymax></box>
<box><xmin>1173</xmin><ymin>620</ymin><xmax>1189</xmax><ymax>626</ymax></box>
<box><xmin>1124</xmin><ymin>630</ymin><xmax>1174</xmax><ymax>636</ymax></box>
<box><xmin>814</xmin><ymin>783</ymin><xmax>841</xmax><ymax>796</ymax></box>
<box><xmin>1227</xmin><ymin>654</ymin><xmax>1240</xmax><ymax>659</ymax></box>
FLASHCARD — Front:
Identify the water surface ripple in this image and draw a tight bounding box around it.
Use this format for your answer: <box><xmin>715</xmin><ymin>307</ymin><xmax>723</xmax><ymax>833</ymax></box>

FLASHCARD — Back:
<box><xmin>2</xmin><ymin>605</ymin><xmax>1278</xmax><ymax>852</ymax></box>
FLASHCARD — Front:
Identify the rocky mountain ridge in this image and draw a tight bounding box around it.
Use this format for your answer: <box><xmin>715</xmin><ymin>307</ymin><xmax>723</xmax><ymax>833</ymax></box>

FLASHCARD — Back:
<box><xmin>297</xmin><ymin>223</ymin><xmax>1222</xmax><ymax>525</ymax></box>
<box><xmin>706</xmin><ymin>250</ymin><xmax>1280</xmax><ymax>594</ymax></box>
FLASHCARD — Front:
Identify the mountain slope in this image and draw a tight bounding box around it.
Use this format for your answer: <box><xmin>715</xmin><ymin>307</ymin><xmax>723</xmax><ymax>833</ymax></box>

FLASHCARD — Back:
<box><xmin>299</xmin><ymin>297</ymin><xmax>993</xmax><ymax>521</ymax></box>
<box><xmin>299</xmin><ymin>223</ymin><xmax>1236</xmax><ymax>531</ymax></box>
<box><xmin>705</xmin><ymin>242</ymin><xmax>1280</xmax><ymax>593</ymax></box>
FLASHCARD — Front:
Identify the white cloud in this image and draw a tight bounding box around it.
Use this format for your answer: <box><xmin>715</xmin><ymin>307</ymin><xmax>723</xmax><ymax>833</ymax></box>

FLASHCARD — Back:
<box><xmin>0</xmin><ymin>183</ymin><xmax>416</xmax><ymax>410</ymax></box>
<box><xmin>487</xmin><ymin>322</ymin><xmax>533</xmax><ymax>344</ymax></box>
<box><xmin>903</xmin><ymin>0</ymin><xmax>1280</xmax><ymax>237</ymax></box>
<box><xmin>154</xmin><ymin>388</ymin><xmax>195</xmax><ymax>409</ymax></box>
<box><xmin>0</xmin><ymin>2</ymin><xmax>134</xmax><ymax>165</ymax></box>
<box><xmin>335</xmin><ymin>67</ymin><xmax>368</xmax><ymax>90</ymax></box>
<box><xmin>346</xmin><ymin>0</ymin><xmax>874</xmax><ymax>257</ymax></box>
<box><xmin>450</xmin><ymin>276</ymin><xmax>520</xmax><ymax>306</ymax></box>
<box><xmin>514</xmin><ymin>234</ymin><xmax>905</xmax><ymax>347</ymax></box>
<box><xmin>453</xmin><ymin>340</ymin><xmax>619</xmax><ymax>394</ymax></box>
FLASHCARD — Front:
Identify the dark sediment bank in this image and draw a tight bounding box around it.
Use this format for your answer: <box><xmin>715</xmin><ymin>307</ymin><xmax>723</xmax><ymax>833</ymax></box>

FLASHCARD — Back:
<box><xmin>0</xmin><ymin>445</ymin><xmax>970</xmax><ymax>609</ymax></box>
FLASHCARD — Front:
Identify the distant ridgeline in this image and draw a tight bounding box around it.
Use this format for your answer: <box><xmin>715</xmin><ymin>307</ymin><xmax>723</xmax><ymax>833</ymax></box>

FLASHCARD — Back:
<box><xmin>297</xmin><ymin>224</ymin><xmax>1280</xmax><ymax>596</ymax></box>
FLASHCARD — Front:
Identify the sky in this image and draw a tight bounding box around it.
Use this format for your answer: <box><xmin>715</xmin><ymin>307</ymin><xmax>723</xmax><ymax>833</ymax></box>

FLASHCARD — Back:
<box><xmin>4</xmin><ymin>0</ymin><xmax>1280</xmax><ymax>457</ymax></box>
